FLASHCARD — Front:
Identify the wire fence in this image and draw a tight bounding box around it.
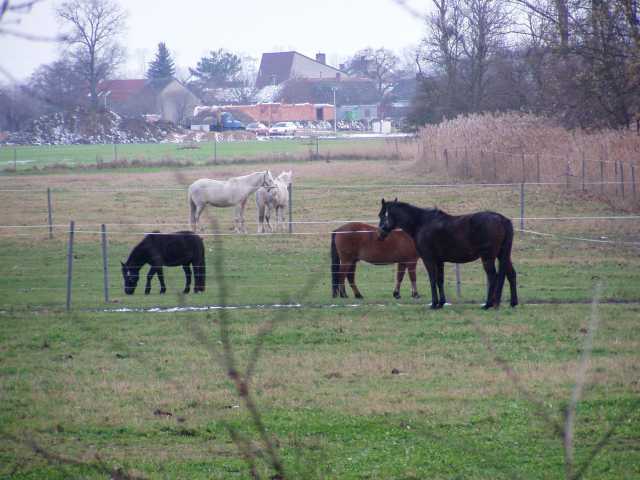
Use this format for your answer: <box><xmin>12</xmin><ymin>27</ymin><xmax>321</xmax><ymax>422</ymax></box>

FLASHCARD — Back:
<box><xmin>1</xmin><ymin>178</ymin><xmax>639</xmax><ymax>311</ymax></box>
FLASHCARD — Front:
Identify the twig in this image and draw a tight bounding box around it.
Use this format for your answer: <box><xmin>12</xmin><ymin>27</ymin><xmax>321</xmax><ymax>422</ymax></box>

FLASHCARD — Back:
<box><xmin>564</xmin><ymin>282</ymin><xmax>602</xmax><ymax>478</ymax></box>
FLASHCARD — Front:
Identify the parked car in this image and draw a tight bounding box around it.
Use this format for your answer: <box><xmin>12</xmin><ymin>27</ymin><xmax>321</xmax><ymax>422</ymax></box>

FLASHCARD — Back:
<box><xmin>269</xmin><ymin>121</ymin><xmax>297</xmax><ymax>136</ymax></box>
<box><xmin>246</xmin><ymin>122</ymin><xmax>269</xmax><ymax>136</ymax></box>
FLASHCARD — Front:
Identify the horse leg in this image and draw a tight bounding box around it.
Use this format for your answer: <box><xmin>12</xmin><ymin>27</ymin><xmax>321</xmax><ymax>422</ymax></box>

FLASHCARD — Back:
<box><xmin>182</xmin><ymin>264</ymin><xmax>192</xmax><ymax>294</ymax></box>
<box><xmin>257</xmin><ymin>203</ymin><xmax>264</xmax><ymax>233</ymax></box>
<box><xmin>436</xmin><ymin>261</ymin><xmax>447</xmax><ymax>307</ymax></box>
<box><xmin>346</xmin><ymin>262</ymin><xmax>363</xmax><ymax>299</ymax></box>
<box><xmin>145</xmin><ymin>267</ymin><xmax>157</xmax><ymax>295</ymax></box>
<box><xmin>393</xmin><ymin>263</ymin><xmax>406</xmax><ymax>299</ymax></box>
<box><xmin>156</xmin><ymin>267</ymin><xmax>167</xmax><ymax>294</ymax></box>
<box><xmin>338</xmin><ymin>263</ymin><xmax>351</xmax><ymax>298</ymax></box>
<box><xmin>506</xmin><ymin>261</ymin><xmax>518</xmax><ymax>307</ymax></box>
<box><xmin>408</xmin><ymin>261</ymin><xmax>420</xmax><ymax>298</ymax></box>
<box><xmin>193</xmin><ymin>204</ymin><xmax>205</xmax><ymax>232</ymax></box>
<box><xmin>265</xmin><ymin>204</ymin><xmax>273</xmax><ymax>233</ymax></box>
<box><xmin>239</xmin><ymin>199</ymin><xmax>248</xmax><ymax>234</ymax></box>
<box><xmin>423</xmin><ymin>259</ymin><xmax>440</xmax><ymax>309</ymax></box>
<box><xmin>482</xmin><ymin>257</ymin><xmax>498</xmax><ymax>309</ymax></box>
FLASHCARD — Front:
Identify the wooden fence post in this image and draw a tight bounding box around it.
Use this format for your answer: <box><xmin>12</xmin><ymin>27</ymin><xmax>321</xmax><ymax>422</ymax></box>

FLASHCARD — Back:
<box><xmin>288</xmin><ymin>182</ymin><xmax>293</xmax><ymax>234</ymax></box>
<box><xmin>632</xmin><ymin>164</ymin><xmax>637</xmax><ymax>201</ymax></box>
<box><xmin>101</xmin><ymin>224</ymin><xmax>109</xmax><ymax>303</ymax></box>
<box><xmin>521</xmin><ymin>152</ymin><xmax>526</xmax><ymax>184</ymax></box>
<box><xmin>536</xmin><ymin>153</ymin><xmax>540</xmax><ymax>184</ymax></box>
<box><xmin>600</xmin><ymin>161</ymin><xmax>604</xmax><ymax>194</ymax></box>
<box><xmin>66</xmin><ymin>221</ymin><xmax>75</xmax><ymax>311</ymax></box>
<box><xmin>455</xmin><ymin>264</ymin><xmax>461</xmax><ymax>299</ymax></box>
<box><xmin>620</xmin><ymin>162</ymin><xmax>625</xmax><ymax>199</ymax></box>
<box><xmin>47</xmin><ymin>187</ymin><xmax>53</xmax><ymax>239</ymax></box>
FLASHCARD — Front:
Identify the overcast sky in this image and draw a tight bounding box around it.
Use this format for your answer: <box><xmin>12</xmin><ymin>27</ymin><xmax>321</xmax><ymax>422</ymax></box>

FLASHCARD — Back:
<box><xmin>1</xmin><ymin>0</ymin><xmax>429</xmax><ymax>82</ymax></box>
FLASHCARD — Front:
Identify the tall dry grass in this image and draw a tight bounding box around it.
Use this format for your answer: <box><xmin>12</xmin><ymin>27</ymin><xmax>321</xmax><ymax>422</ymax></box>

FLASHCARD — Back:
<box><xmin>403</xmin><ymin>113</ymin><xmax>640</xmax><ymax>210</ymax></box>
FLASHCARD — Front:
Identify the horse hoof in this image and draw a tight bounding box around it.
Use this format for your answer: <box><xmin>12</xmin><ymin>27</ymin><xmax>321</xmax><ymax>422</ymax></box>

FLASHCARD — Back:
<box><xmin>144</xmin><ymin>290</ymin><xmax>151</xmax><ymax>295</ymax></box>
<box><xmin>412</xmin><ymin>293</ymin><xmax>420</xmax><ymax>299</ymax></box>
<box><xmin>430</xmin><ymin>303</ymin><xmax>441</xmax><ymax>309</ymax></box>
<box><xmin>511</xmin><ymin>301</ymin><xmax>518</xmax><ymax>307</ymax></box>
<box><xmin>160</xmin><ymin>289</ymin><xmax>166</xmax><ymax>295</ymax></box>
<box><xmin>393</xmin><ymin>292</ymin><xmax>401</xmax><ymax>299</ymax></box>
<box><xmin>183</xmin><ymin>289</ymin><xmax>190</xmax><ymax>294</ymax></box>
<box><xmin>481</xmin><ymin>303</ymin><xmax>493</xmax><ymax>310</ymax></box>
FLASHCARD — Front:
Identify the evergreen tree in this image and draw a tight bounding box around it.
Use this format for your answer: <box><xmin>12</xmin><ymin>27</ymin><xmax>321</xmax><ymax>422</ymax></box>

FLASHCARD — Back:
<box><xmin>189</xmin><ymin>49</ymin><xmax>242</xmax><ymax>87</ymax></box>
<box><xmin>147</xmin><ymin>42</ymin><xmax>175</xmax><ymax>80</ymax></box>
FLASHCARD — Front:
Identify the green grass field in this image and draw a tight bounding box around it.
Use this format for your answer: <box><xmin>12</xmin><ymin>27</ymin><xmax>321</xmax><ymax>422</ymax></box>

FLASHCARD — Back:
<box><xmin>0</xmin><ymin>137</ymin><xmax>394</xmax><ymax>171</ymax></box>
<box><xmin>0</xmin><ymin>157</ymin><xmax>638</xmax><ymax>478</ymax></box>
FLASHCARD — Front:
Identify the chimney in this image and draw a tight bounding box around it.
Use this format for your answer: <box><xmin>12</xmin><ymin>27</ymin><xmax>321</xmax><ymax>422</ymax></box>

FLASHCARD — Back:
<box><xmin>316</xmin><ymin>53</ymin><xmax>326</xmax><ymax>65</ymax></box>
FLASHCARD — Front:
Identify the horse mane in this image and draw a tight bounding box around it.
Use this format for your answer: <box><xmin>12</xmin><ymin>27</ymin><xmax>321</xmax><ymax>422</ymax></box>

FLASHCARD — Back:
<box><xmin>393</xmin><ymin>201</ymin><xmax>447</xmax><ymax>218</ymax></box>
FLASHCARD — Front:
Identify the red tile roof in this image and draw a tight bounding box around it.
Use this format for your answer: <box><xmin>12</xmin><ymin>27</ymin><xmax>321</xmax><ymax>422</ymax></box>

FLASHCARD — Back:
<box><xmin>97</xmin><ymin>79</ymin><xmax>147</xmax><ymax>102</ymax></box>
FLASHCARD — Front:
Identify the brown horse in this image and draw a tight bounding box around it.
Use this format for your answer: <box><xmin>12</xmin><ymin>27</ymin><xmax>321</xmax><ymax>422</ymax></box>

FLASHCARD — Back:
<box><xmin>331</xmin><ymin>222</ymin><xmax>420</xmax><ymax>299</ymax></box>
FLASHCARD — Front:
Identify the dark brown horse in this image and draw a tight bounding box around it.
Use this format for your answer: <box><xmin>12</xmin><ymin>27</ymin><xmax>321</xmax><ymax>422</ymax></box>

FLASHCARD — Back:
<box><xmin>331</xmin><ymin>222</ymin><xmax>420</xmax><ymax>299</ymax></box>
<box><xmin>378</xmin><ymin>199</ymin><xmax>518</xmax><ymax>309</ymax></box>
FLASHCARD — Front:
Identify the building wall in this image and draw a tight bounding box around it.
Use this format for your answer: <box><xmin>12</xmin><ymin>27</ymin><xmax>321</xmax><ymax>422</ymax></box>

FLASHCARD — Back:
<box><xmin>207</xmin><ymin>103</ymin><xmax>335</xmax><ymax>124</ymax></box>
<box><xmin>337</xmin><ymin>104</ymin><xmax>379</xmax><ymax>122</ymax></box>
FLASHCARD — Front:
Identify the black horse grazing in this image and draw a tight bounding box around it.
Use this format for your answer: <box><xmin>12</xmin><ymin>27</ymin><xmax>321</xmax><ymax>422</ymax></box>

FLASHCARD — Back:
<box><xmin>121</xmin><ymin>231</ymin><xmax>206</xmax><ymax>295</ymax></box>
<box><xmin>378</xmin><ymin>199</ymin><xmax>517</xmax><ymax>310</ymax></box>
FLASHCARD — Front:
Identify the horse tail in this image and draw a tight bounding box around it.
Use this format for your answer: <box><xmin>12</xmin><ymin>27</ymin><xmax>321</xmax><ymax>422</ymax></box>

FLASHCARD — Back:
<box><xmin>331</xmin><ymin>231</ymin><xmax>340</xmax><ymax>297</ymax></box>
<box><xmin>499</xmin><ymin>217</ymin><xmax>514</xmax><ymax>262</ymax></box>
<box><xmin>194</xmin><ymin>235</ymin><xmax>206</xmax><ymax>292</ymax></box>
<box><xmin>188</xmin><ymin>191</ymin><xmax>198</xmax><ymax>231</ymax></box>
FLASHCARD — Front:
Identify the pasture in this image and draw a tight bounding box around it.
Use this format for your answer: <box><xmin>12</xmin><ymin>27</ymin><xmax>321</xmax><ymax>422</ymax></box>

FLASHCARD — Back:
<box><xmin>0</xmin><ymin>136</ymin><xmax>392</xmax><ymax>171</ymax></box>
<box><xmin>0</xmin><ymin>156</ymin><xmax>639</xmax><ymax>478</ymax></box>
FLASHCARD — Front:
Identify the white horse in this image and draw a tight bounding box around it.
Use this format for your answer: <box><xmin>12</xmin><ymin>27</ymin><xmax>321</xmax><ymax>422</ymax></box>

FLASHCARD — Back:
<box><xmin>188</xmin><ymin>170</ymin><xmax>275</xmax><ymax>233</ymax></box>
<box><xmin>255</xmin><ymin>170</ymin><xmax>292</xmax><ymax>233</ymax></box>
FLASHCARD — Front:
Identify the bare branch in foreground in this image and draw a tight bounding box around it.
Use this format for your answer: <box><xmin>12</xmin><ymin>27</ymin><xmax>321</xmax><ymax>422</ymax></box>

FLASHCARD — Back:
<box><xmin>564</xmin><ymin>282</ymin><xmax>602</xmax><ymax>478</ymax></box>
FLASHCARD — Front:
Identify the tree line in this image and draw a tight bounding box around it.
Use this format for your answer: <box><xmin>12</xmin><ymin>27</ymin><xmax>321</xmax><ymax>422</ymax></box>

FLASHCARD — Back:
<box><xmin>1</xmin><ymin>0</ymin><xmax>637</xmax><ymax>132</ymax></box>
<box><xmin>409</xmin><ymin>0</ymin><xmax>640</xmax><ymax>129</ymax></box>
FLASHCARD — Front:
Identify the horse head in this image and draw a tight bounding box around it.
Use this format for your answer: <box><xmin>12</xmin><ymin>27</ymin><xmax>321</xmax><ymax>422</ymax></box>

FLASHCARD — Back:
<box><xmin>277</xmin><ymin>170</ymin><xmax>293</xmax><ymax>185</ymax></box>
<box><xmin>121</xmin><ymin>261</ymin><xmax>140</xmax><ymax>295</ymax></box>
<box><xmin>377</xmin><ymin>197</ymin><xmax>398</xmax><ymax>240</ymax></box>
<box><xmin>263</xmin><ymin>170</ymin><xmax>276</xmax><ymax>189</ymax></box>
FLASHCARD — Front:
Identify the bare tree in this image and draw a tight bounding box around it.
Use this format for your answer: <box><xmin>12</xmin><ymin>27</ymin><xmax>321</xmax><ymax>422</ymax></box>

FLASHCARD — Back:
<box><xmin>27</xmin><ymin>56</ymin><xmax>87</xmax><ymax>111</ymax></box>
<box><xmin>459</xmin><ymin>0</ymin><xmax>513</xmax><ymax>111</ymax></box>
<box><xmin>345</xmin><ymin>47</ymin><xmax>400</xmax><ymax>96</ymax></box>
<box><xmin>56</xmin><ymin>0</ymin><xmax>127</xmax><ymax>111</ymax></box>
<box><xmin>422</xmin><ymin>0</ymin><xmax>465</xmax><ymax>117</ymax></box>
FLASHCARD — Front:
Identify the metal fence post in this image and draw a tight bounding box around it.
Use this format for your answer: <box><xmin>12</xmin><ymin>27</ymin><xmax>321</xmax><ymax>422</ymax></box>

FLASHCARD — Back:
<box><xmin>520</xmin><ymin>183</ymin><xmax>525</xmax><ymax>236</ymax></box>
<box><xmin>581</xmin><ymin>152</ymin><xmax>586</xmax><ymax>192</ymax></box>
<box><xmin>632</xmin><ymin>164</ymin><xmax>637</xmax><ymax>201</ymax></box>
<box><xmin>101</xmin><ymin>224</ymin><xmax>109</xmax><ymax>303</ymax></box>
<box><xmin>455</xmin><ymin>264</ymin><xmax>461</xmax><ymax>298</ymax></box>
<box><xmin>66</xmin><ymin>221</ymin><xmax>75</xmax><ymax>311</ymax></box>
<box><xmin>288</xmin><ymin>182</ymin><xmax>293</xmax><ymax>234</ymax></box>
<box><xmin>444</xmin><ymin>149</ymin><xmax>449</xmax><ymax>175</ymax></box>
<box><xmin>47</xmin><ymin>187</ymin><xmax>53</xmax><ymax>239</ymax></box>
<box><xmin>620</xmin><ymin>162</ymin><xmax>625</xmax><ymax>199</ymax></box>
